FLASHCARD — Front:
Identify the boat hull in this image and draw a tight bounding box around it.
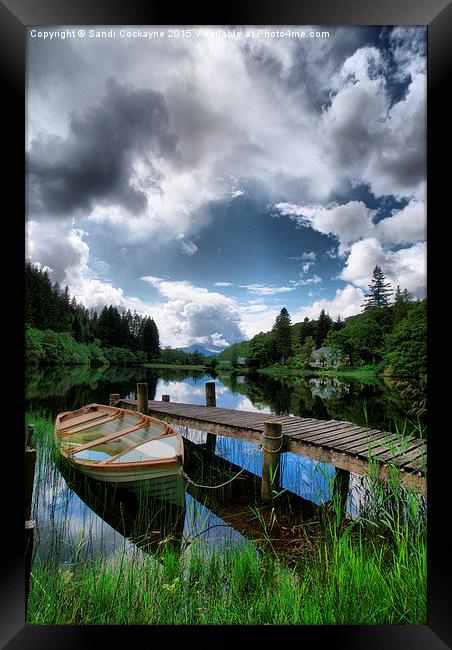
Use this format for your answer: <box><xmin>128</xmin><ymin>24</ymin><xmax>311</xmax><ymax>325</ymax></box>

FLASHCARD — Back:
<box><xmin>72</xmin><ymin>462</ymin><xmax>186</xmax><ymax>505</ymax></box>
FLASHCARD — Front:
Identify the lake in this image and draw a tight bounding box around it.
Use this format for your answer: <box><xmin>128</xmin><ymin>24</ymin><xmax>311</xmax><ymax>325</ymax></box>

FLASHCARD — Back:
<box><xmin>26</xmin><ymin>364</ymin><xmax>426</xmax><ymax>567</ymax></box>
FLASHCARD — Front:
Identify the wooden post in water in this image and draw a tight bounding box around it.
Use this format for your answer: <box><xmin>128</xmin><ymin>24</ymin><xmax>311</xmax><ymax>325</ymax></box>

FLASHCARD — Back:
<box><xmin>162</xmin><ymin>395</ymin><xmax>170</xmax><ymax>402</ymax></box>
<box><xmin>25</xmin><ymin>520</ymin><xmax>35</xmax><ymax>614</ymax></box>
<box><xmin>205</xmin><ymin>381</ymin><xmax>216</xmax><ymax>407</ymax></box>
<box><xmin>26</xmin><ymin>424</ymin><xmax>34</xmax><ymax>449</ymax></box>
<box><xmin>137</xmin><ymin>383</ymin><xmax>148</xmax><ymax>415</ymax></box>
<box><xmin>331</xmin><ymin>467</ymin><xmax>350</xmax><ymax>520</ymax></box>
<box><xmin>261</xmin><ymin>421</ymin><xmax>283</xmax><ymax>501</ymax></box>
<box><xmin>25</xmin><ymin>428</ymin><xmax>36</xmax><ymax>522</ymax></box>
<box><xmin>109</xmin><ymin>393</ymin><xmax>120</xmax><ymax>407</ymax></box>
<box><xmin>205</xmin><ymin>381</ymin><xmax>217</xmax><ymax>457</ymax></box>
<box><xmin>25</xmin><ymin>424</ymin><xmax>36</xmax><ymax>614</ymax></box>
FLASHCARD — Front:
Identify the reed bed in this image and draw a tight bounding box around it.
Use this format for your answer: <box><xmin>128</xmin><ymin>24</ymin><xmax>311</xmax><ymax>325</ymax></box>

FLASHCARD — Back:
<box><xmin>25</xmin><ymin>412</ymin><xmax>427</xmax><ymax>626</ymax></box>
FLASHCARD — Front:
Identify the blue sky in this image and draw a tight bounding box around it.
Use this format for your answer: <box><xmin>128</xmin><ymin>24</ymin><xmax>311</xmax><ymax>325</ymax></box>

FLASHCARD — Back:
<box><xmin>26</xmin><ymin>25</ymin><xmax>426</xmax><ymax>347</ymax></box>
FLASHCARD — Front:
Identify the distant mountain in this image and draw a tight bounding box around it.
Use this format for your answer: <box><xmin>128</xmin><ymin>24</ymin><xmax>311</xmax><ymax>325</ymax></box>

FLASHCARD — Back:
<box><xmin>178</xmin><ymin>344</ymin><xmax>228</xmax><ymax>357</ymax></box>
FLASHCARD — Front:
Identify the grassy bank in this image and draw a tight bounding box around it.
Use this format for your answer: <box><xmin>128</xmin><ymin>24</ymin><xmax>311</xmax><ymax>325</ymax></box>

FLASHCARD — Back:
<box><xmin>258</xmin><ymin>365</ymin><xmax>379</xmax><ymax>378</ymax></box>
<box><xmin>143</xmin><ymin>363</ymin><xmax>210</xmax><ymax>371</ymax></box>
<box><xmin>28</xmin><ymin>525</ymin><xmax>426</xmax><ymax>625</ymax></box>
<box><xmin>26</xmin><ymin>413</ymin><xmax>427</xmax><ymax>626</ymax></box>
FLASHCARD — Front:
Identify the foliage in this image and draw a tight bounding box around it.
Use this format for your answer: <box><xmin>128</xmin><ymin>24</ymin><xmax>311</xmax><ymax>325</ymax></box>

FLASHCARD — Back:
<box><xmin>383</xmin><ymin>299</ymin><xmax>427</xmax><ymax>380</ymax></box>
<box><xmin>326</xmin><ymin>307</ymin><xmax>393</xmax><ymax>366</ymax></box>
<box><xmin>26</xmin><ymin>328</ymin><xmax>94</xmax><ymax>366</ymax></box>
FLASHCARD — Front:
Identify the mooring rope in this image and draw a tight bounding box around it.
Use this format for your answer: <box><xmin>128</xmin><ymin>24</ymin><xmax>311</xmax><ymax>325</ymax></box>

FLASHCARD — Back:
<box><xmin>182</xmin><ymin>443</ymin><xmax>263</xmax><ymax>489</ymax></box>
<box><xmin>262</xmin><ymin>432</ymin><xmax>284</xmax><ymax>454</ymax></box>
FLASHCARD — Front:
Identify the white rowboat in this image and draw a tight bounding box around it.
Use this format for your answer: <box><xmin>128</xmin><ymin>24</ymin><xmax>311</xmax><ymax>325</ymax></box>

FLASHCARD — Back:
<box><xmin>54</xmin><ymin>404</ymin><xmax>185</xmax><ymax>504</ymax></box>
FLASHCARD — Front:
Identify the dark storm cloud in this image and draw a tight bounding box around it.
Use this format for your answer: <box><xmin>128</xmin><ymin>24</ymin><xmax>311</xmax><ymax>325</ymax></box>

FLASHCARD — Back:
<box><xmin>27</xmin><ymin>78</ymin><xmax>179</xmax><ymax>217</ymax></box>
<box><xmin>242</xmin><ymin>27</ymin><xmax>379</xmax><ymax>113</ymax></box>
<box><xmin>27</xmin><ymin>38</ymin><xmax>88</xmax><ymax>95</ymax></box>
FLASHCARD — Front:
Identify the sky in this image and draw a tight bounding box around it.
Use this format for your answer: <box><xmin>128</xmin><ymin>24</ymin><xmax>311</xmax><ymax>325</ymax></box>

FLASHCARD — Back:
<box><xmin>25</xmin><ymin>25</ymin><xmax>427</xmax><ymax>348</ymax></box>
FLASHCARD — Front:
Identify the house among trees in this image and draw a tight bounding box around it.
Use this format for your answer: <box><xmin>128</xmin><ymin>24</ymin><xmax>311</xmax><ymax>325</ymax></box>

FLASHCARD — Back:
<box><xmin>310</xmin><ymin>346</ymin><xmax>340</xmax><ymax>368</ymax></box>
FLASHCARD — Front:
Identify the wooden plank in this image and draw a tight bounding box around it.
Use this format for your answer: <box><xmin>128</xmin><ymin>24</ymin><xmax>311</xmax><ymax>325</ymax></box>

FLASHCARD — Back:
<box><xmin>294</xmin><ymin>426</ymin><xmax>370</xmax><ymax>445</ymax></box>
<box><xmin>378</xmin><ymin>442</ymin><xmax>426</xmax><ymax>466</ymax></box>
<box><xmin>338</xmin><ymin>436</ymin><xmax>397</xmax><ymax>456</ymax></box>
<box><xmin>288</xmin><ymin>421</ymin><xmax>356</xmax><ymax>437</ymax></box>
<box><xmin>280</xmin><ymin>419</ymin><xmax>335</xmax><ymax>433</ymax></box>
<box><xmin>333</xmin><ymin>430</ymin><xmax>400</xmax><ymax>453</ymax></box>
<box><xmin>369</xmin><ymin>440</ymin><xmax>424</xmax><ymax>463</ymax></box>
<box><xmin>281</xmin><ymin>420</ymin><xmax>350</xmax><ymax>437</ymax></box>
<box><xmin>290</xmin><ymin>422</ymin><xmax>360</xmax><ymax>442</ymax></box>
<box><xmin>59</xmin><ymin>410</ymin><xmax>111</xmax><ymax>431</ymax></box>
<box><xmin>396</xmin><ymin>445</ymin><xmax>426</xmax><ymax>467</ymax></box>
<box><xmin>300</xmin><ymin>426</ymin><xmax>381</xmax><ymax>447</ymax></box>
<box><xmin>403</xmin><ymin>454</ymin><xmax>427</xmax><ymax>472</ymax></box>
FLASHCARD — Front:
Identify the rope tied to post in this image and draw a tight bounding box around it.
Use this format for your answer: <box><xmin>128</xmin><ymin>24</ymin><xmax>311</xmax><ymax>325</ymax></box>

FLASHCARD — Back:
<box><xmin>262</xmin><ymin>430</ymin><xmax>284</xmax><ymax>454</ymax></box>
<box><xmin>182</xmin><ymin>443</ymin><xmax>263</xmax><ymax>490</ymax></box>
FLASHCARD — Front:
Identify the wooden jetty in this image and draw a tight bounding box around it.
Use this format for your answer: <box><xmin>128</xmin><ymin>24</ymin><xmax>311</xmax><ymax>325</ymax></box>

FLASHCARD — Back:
<box><xmin>113</xmin><ymin>382</ymin><xmax>426</xmax><ymax>498</ymax></box>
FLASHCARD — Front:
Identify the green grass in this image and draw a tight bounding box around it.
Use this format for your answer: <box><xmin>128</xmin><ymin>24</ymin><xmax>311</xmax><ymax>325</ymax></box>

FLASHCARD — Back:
<box><xmin>26</xmin><ymin>411</ymin><xmax>427</xmax><ymax>626</ymax></box>
<box><xmin>143</xmin><ymin>363</ymin><xmax>209</xmax><ymax>370</ymax></box>
<box><xmin>27</xmin><ymin>516</ymin><xmax>426</xmax><ymax>625</ymax></box>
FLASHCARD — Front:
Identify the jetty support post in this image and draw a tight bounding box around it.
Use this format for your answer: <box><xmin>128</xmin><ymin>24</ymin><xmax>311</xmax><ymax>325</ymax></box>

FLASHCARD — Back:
<box><xmin>110</xmin><ymin>393</ymin><xmax>120</xmax><ymax>407</ymax></box>
<box><xmin>25</xmin><ymin>520</ymin><xmax>35</xmax><ymax>614</ymax></box>
<box><xmin>261</xmin><ymin>422</ymin><xmax>283</xmax><ymax>501</ymax></box>
<box><xmin>331</xmin><ymin>467</ymin><xmax>350</xmax><ymax>521</ymax></box>
<box><xmin>25</xmin><ymin>427</ymin><xmax>36</xmax><ymax>522</ymax></box>
<box><xmin>137</xmin><ymin>383</ymin><xmax>149</xmax><ymax>415</ymax></box>
<box><xmin>162</xmin><ymin>394</ymin><xmax>170</xmax><ymax>402</ymax></box>
<box><xmin>25</xmin><ymin>425</ymin><xmax>36</xmax><ymax>614</ymax></box>
<box><xmin>205</xmin><ymin>381</ymin><xmax>217</xmax><ymax>457</ymax></box>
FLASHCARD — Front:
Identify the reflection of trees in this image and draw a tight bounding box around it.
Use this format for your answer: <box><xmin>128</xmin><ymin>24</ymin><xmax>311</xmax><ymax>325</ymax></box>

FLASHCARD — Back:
<box><xmin>27</xmin><ymin>365</ymin><xmax>425</xmax><ymax>436</ymax></box>
<box><xmin>25</xmin><ymin>365</ymin><xmax>214</xmax><ymax>417</ymax></box>
<box><xmin>220</xmin><ymin>372</ymin><xmax>423</xmax><ymax>432</ymax></box>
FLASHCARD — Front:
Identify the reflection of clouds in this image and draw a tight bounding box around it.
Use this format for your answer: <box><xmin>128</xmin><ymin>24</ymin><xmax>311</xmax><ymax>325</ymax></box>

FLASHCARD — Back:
<box><xmin>155</xmin><ymin>378</ymin><xmax>247</xmax><ymax>409</ymax></box>
<box><xmin>156</xmin><ymin>381</ymin><xmax>205</xmax><ymax>403</ymax></box>
<box><xmin>234</xmin><ymin>396</ymin><xmax>272</xmax><ymax>413</ymax></box>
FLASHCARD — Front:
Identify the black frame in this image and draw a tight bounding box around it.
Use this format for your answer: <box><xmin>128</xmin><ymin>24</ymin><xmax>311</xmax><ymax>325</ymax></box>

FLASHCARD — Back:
<box><xmin>3</xmin><ymin>0</ymin><xmax>450</xmax><ymax>647</ymax></box>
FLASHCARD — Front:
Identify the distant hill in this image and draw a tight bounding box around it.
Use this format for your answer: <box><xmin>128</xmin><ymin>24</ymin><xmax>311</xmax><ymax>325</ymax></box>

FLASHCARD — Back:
<box><xmin>178</xmin><ymin>344</ymin><xmax>228</xmax><ymax>357</ymax></box>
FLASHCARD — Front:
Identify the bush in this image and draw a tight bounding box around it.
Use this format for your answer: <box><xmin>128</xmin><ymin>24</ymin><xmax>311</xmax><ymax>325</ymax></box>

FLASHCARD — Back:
<box><xmin>103</xmin><ymin>346</ymin><xmax>138</xmax><ymax>366</ymax></box>
<box><xmin>25</xmin><ymin>328</ymin><xmax>46</xmax><ymax>365</ymax></box>
<box><xmin>25</xmin><ymin>328</ymin><xmax>93</xmax><ymax>366</ymax></box>
<box><xmin>87</xmin><ymin>340</ymin><xmax>108</xmax><ymax>366</ymax></box>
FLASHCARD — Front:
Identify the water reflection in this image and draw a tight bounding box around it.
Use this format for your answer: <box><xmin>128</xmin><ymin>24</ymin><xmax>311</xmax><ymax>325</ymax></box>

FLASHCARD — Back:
<box><xmin>26</xmin><ymin>364</ymin><xmax>425</xmax><ymax>433</ymax></box>
<box><xmin>28</xmin><ymin>364</ymin><xmax>425</xmax><ymax>567</ymax></box>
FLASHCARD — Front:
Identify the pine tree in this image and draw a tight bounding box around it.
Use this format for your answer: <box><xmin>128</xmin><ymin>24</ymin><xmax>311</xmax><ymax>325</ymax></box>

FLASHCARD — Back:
<box><xmin>362</xmin><ymin>266</ymin><xmax>393</xmax><ymax>310</ymax></box>
<box><xmin>315</xmin><ymin>309</ymin><xmax>333</xmax><ymax>347</ymax></box>
<box><xmin>272</xmin><ymin>307</ymin><xmax>292</xmax><ymax>362</ymax></box>
<box><xmin>139</xmin><ymin>317</ymin><xmax>160</xmax><ymax>361</ymax></box>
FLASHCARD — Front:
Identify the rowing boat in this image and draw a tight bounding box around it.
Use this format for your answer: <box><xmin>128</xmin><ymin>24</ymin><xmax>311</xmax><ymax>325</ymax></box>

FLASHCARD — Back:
<box><xmin>54</xmin><ymin>404</ymin><xmax>185</xmax><ymax>504</ymax></box>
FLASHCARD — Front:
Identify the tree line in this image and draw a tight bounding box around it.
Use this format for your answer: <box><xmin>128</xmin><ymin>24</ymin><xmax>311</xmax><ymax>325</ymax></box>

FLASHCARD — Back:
<box><xmin>218</xmin><ymin>265</ymin><xmax>426</xmax><ymax>381</ymax></box>
<box><xmin>25</xmin><ymin>263</ymin><xmax>159</xmax><ymax>364</ymax></box>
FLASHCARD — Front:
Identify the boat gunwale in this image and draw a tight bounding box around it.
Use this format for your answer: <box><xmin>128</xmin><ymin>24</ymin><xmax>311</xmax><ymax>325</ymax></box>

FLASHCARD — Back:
<box><xmin>55</xmin><ymin>404</ymin><xmax>185</xmax><ymax>470</ymax></box>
